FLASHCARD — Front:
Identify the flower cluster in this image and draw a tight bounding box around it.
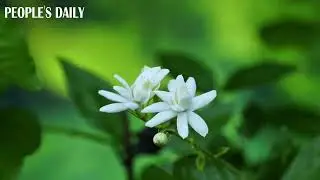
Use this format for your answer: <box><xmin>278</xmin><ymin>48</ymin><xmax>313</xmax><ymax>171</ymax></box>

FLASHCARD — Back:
<box><xmin>98</xmin><ymin>66</ymin><xmax>217</xmax><ymax>139</ymax></box>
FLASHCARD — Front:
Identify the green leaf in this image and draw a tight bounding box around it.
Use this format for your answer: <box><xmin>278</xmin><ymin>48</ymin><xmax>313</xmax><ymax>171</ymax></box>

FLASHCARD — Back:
<box><xmin>243</xmin><ymin>126</ymin><xmax>292</xmax><ymax>166</ymax></box>
<box><xmin>0</xmin><ymin>18</ymin><xmax>41</xmax><ymax>91</ymax></box>
<box><xmin>0</xmin><ymin>161</ymin><xmax>21</xmax><ymax>180</ymax></box>
<box><xmin>0</xmin><ymin>107</ymin><xmax>42</xmax><ymax>179</ymax></box>
<box><xmin>307</xmin><ymin>39</ymin><xmax>320</xmax><ymax>75</ymax></box>
<box><xmin>60</xmin><ymin>58</ymin><xmax>125</xmax><ymax>143</ymax></box>
<box><xmin>267</xmin><ymin>106</ymin><xmax>320</xmax><ymax>136</ymax></box>
<box><xmin>260</xmin><ymin>20</ymin><xmax>320</xmax><ymax>48</ymax></box>
<box><xmin>141</xmin><ymin>165</ymin><xmax>175</xmax><ymax>180</ymax></box>
<box><xmin>224</xmin><ymin>62</ymin><xmax>296</xmax><ymax>90</ymax></box>
<box><xmin>242</xmin><ymin>103</ymin><xmax>320</xmax><ymax>136</ymax></box>
<box><xmin>173</xmin><ymin>155</ymin><xmax>239</xmax><ymax>180</ymax></box>
<box><xmin>157</xmin><ymin>52</ymin><xmax>216</xmax><ymax>92</ymax></box>
<box><xmin>250</xmin><ymin>149</ymin><xmax>296</xmax><ymax>180</ymax></box>
<box><xmin>20</xmin><ymin>132</ymin><xmax>126</xmax><ymax>180</ymax></box>
<box><xmin>250</xmin><ymin>85</ymin><xmax>292</xmax><ymax>108</ymax></box>
<box><xmin>282</xmin><ymin>137</ymin><xmax>320</xmax><ymax>180</ymax></box>
<box><xmin>197</xmin><ymin>100</ymin><xmax>234</xmax><ymax>134</ymax></box>
<box><xmin>241</xmin><ymin>104</ymin><xmax>267</xmax><ymax>137</ymax></box>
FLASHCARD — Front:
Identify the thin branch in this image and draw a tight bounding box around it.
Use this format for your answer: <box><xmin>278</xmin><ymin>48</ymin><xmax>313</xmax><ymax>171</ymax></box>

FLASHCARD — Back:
<box><xmin>43</xmin><ymin>124</ymin><xmax>110</xmax><ymax>146</ymax></box>
<box><xmin>167</xmin><ymin>130</ymin><xmax>214</xmax><ymax>157</ymax></box>
<box><xmin>122</xmin><ymin>113</ymin><xmax>134</xmax><ymax>180</ymax></box>
<box><xmin>167</xmin><ymin>130</ymin><xmax>241</xmax><ymax>174</ymax></box>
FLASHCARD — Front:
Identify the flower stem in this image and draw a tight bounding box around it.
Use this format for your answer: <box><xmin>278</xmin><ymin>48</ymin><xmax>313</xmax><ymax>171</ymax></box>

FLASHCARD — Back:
<box><xmin>168</xmin><ymin>130</ymin><xmax>213</xmax><ymax>157</ymax></box>
<box><xmin>167</xmin><ymin>130</ymin><xmax>240</xmax><ymax>174</ymax></box>
<box><xmin>164</xmin><ymin>129</ymin><xmax>229</xmax><ymax>158</ymax></box>
<box><xmin>122</xmin><ymin>113</ymin><xmax>134</xmax><ymax>180</ymax></box>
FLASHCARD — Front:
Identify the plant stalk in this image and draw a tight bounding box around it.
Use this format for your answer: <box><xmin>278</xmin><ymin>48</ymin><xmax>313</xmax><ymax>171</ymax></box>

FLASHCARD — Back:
<box><xmin>122</xmin><ymin>113</ymin><xmax>134</xmax><ymax>180</ymax></box>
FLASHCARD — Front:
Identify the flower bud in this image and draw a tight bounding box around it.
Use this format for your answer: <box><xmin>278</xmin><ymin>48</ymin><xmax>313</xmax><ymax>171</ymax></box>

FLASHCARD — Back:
<box><xmin>153</xmin><ymin>132</ymin><xmax>168</xmax><ymax>146</ymax></box>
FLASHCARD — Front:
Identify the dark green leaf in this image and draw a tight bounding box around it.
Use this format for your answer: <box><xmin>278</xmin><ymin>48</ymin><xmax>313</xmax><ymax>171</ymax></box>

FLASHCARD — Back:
<box><xmin>141</xmin><ymin>165</ymin><xmax>175</xmax><ymax>180</ymax></box>
<box><xmin>251</xmin><ymin>148</ymin><xmax>296</xmax><ymax>180</ymax></box>
<box><xmin>59</xmin><ymin>58</ymin><xmax>125</xmax><ymax>143</ymax></box>
<box><xmin>224</xmin><ymin>62</ymin><xmax>296</xmax><ymax>90</ymax></box>
<box><xmin>242</xmin><ymin>103</ymin><xmax>320</xmax><ymax>136</ymax></box>
<box><xmin>250</xmin><ymin>85</ymin><xmax>292</xmax><ymax>108</ymax></box>
<box><xmin>306</xmin><ymin>37</ymin><xmax>320</xmax><ymax>75</ymax></box>
<box><xmin>0</xmin><ymin>18</ymin><xmax>41</xmax><ymax>91</ymax></box>
<box><xmin>243</xmin><ymin>126</ymin><xmax>292</xmax><ymax>166</ymax></box>
<box><xmin>173</xmin><ymin>155</ymin><xmax>239</xmax><ymax>180</ymax></box>
<box><xmin>210</xmin><ymin>146</ymin><xmax>245</xmax><ymax>171</ymax></box>
<box><xmin>0</xmin><ymin>161</ymin><xmax>21</xmax><ymax>180</ymax></box>
<box><xmin>0</xmin><ymin>107</ymin><xmax>41</xmax><ymax>159</ymax></box>
<box><xmin>196</xmin><ymin>100</ymin><xmax>234</xmax><ymax>149</ymax></box>
<box><xmin>282</xmin><ymin>137</ymin><xmax>320</xmax><ymax>180</ymax></box>
<box><xmin>197</xmin><ymin>100</ymin><xmax>234</xmax><ymax>134</ymax></box>
<box><xmin>266</xmin><ymin>106</ymin><xmax>320</xmax><ymax>136</ymax></box>
<box><xmin>260</xmin><ymin>20</ymin><xmax>320</xmax><ymax>48</ymax></box>
<box><xmin>241</xmin><ymin>104</ymin><xmax>267</xmax><ymax>137</ymax></box>
<box><xmin>166</xmin><ymin>135</ymin><xmax>194</xmax><ymax>156</ymax></box>
<box><xmin>0</xmin><ymin>107</ymin><xmax>42</xmax><ymax>179</ymax></box>
<box><xmin>157</xmin><ymin>52</ymin><xmax>216</xmax><ymax>92</ymax></box>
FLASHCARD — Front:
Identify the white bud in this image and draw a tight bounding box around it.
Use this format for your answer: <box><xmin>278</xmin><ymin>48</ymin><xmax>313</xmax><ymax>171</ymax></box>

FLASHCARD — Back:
<box><xmin>153</xmin><ymin>132</ymin><xmax>168</xmax><ymax>146</ymax></box>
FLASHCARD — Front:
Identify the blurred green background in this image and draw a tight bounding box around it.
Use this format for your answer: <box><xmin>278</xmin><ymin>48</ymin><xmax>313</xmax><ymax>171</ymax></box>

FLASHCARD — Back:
<box><xmin>0</xmin><ymin>0</ymin><xmax>320</xmax><ymax>179</ymax></box>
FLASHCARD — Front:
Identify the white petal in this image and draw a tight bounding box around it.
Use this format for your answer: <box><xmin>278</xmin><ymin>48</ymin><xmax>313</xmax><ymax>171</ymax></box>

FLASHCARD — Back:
<box><xmin>170</xmin><ymin>104</ymin><xmax>185</xmax><ymax>112</ymax></box>
<box><xmin>114</xmin><ymin>74</ymin><xmax>130</xmax><ymax>89</ymax></box>
<box><xmin>176</xmin><ymin>74</ymin><xmax>184</xmax><ymax>82</ymax></box>
<box><xmin>99</xmin><ymin>103</ymin><xmax>128</xmax><ymax>113</ymax></box>
<box><xmin>175</xmin><ymin>84</ymin><xmax>193</xmax><ymax>110</ymax></box>
<box><xmin>145</xmin><ymin>111</ymin><xmax>177</xmax><ymax>127</ymax></box>
<box><xmin>152</xmin><ymin>69</ymin><xmax>169</xmax><ymax>85</ymax></box>
<box><xmin>191</xmin><ymin>90</ymin><xmax>217</xmax><ymax>111</ymax></box>
<box><xmin>149</xmin><ymin>66</ymin><xmax>161</xmax><ymax>73</ymax></box>
<box><xmin>113</xmin><ymin>86</ymin><xmax>132</xmax><ymax>99</ymax></box>
<box><xmin>141</xmin><ymin>102</ymin><xmax>170</xmax><ymax>113</ymax></box>
<box><xmin>132</xmin><ymin>85</ymin><xmax>152</xmax><ymax>103</ymax></box>
<box><xmin>143</xmin><ymin>66</ymin><xmax>161</xmax><ymax>80</ymax></box>
<box><xmin>175</xmin><ymin>75</ymin><xmax>185</xmax><ymax>87</ymax></box>
<box><xmin>142</xmin><ymin>66</ymin><xmax>151</xmax><ymax>72</ymax></box>
<box><xmin>132</xmin><ymin>75</ymin><xmax>143</xmax><ymax>87</ymax></box>
<box><xmin>168</xmin><ymin>80</ymin><xmax>177</xmax><ymax>92</ymax></box>
<box><xmin>188</xmin><ymin>112</ymin><xmax>208</xmax><ymax>137</ymax></box>
<box><xmin>168</xmin><ymin>75</ymin><xmax>186</xmax><ymax>93</ymax></box>
<box><xmin>186</xmin><ymin>77</ymin><xmax>196</xmax><ymax>97</ymax></box>
<box><xmin>153</xmin><ymin>66</ymin><xmax>161</xmax><ymax>70</ymax></box>
<box><xmin>177</xmin><ymin>112</ymin><xmax>189</xmax><ymax>139</ymax></box>
<box><xmin>151</xmin><ymin>66</ymin><xmax>161</xmax><ymax>73</ymax></box>
<box><xmin>123</xmin><ymin>102</ymin><xmax>139</xmax><ymax>110</ymax></box>
<box><xmin>142</xmin><ymin>90</ymin><xmax>153</xmax><ymax>104</ymax></box>
<box><xmin>155</xmin><ymin>91</ymin><xmax>172</xmax><ymax>103</ymax></box>
<box><xmin>98</xmin><ymin>90</ymin><xmax>128</xmax><ymax>103</ymax></box>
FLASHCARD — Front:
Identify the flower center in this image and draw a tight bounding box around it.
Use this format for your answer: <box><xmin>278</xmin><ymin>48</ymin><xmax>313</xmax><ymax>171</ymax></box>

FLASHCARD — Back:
<box><xmin>171</xmin><ymin>84</ymin><xmax>192</xmax><ymax>112</ymax></box>
<box><xmin>142</xmin><ymin>79</ymin><xmax>154</xmax><ymax>89</ymax></box>
<box><xmin>132</xmin><ymin>79</ymin><xmax>154</xmax><ymax>103</ymax></box>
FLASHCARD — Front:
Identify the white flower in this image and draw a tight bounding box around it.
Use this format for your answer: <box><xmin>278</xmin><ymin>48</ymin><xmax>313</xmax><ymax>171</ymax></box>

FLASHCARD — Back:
<box><xmin>98</xmin><ymin>66</ymin><xmax>169</xmax><ymax>113</ymax></box>
<box><xmin>131</xmin><ymin>66</ymin><xmax>169</xmax><ymax>103</ymax></box>
<box><xmin>142</xmin><ymin>75</ymin><xmax>217</xmax><ymax>139</ymax></box>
